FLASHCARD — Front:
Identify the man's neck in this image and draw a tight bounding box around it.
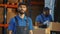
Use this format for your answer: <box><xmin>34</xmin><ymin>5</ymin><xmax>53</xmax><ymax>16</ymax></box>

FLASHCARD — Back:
<box><xmin>19</xmin><ymin>13</ymin><xmax>25</xmax><ymax>19</ymax></box>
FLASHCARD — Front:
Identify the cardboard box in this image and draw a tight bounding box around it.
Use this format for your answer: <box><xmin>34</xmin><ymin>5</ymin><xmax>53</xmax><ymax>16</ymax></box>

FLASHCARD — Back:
<box><xmin>33</xmin><ymin>28</ymin><xmax>45</xmax><ymax>34</ymax></box>
<box><xmin>33</xmin><ymin>26</ymin><xmax>50</xmax><ymax>34</ymax></box>
<box><xmin>50</xmin><ymin>22</ymin><xmax>60</xmax><ymax>31</ymax></box>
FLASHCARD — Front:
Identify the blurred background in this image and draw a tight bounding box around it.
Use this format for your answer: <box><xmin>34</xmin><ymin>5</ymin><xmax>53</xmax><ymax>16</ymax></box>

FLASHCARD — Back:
<box><xmin>0</xmin><ymin>0</ymin><xmax>60</xmax><ymax>34</ymax></box>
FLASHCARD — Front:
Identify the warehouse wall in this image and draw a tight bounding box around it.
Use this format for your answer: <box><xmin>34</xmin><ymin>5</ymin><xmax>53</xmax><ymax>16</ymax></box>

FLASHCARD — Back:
<box><xmin>31</xmin><ymin>5</ymin><xmax>43</xmax><ymax>25</ymax></box>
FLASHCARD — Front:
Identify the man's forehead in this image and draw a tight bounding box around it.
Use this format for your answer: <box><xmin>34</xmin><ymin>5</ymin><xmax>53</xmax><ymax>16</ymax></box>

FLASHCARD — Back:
<box><xmin>18</xmin><ymin>4</ymin><xmax>27</xmax><ymax>7</ymax></box>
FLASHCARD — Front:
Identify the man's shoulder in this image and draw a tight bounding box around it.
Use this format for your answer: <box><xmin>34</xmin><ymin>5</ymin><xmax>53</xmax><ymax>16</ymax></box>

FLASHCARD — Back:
<box><xmin>10</xmin><ymin>17</ymin><xmax>15</xmax><ymax>20</ymax></box>
<box><xmin>36</xmin><ymin>14</ymin><xmax>42</xmax><ymax>18</ymax></box>
<box><xmin>27</xmin><ymin>17</ymin><xmax>32</xmax><ymax>20</ymax></box>
<box><xmin>10</xmin><ymin>16</ymin><xmax>16</xmax><ymax>22</ymax></box>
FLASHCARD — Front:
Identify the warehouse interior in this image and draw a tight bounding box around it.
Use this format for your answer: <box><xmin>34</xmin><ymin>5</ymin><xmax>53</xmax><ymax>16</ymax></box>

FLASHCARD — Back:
<box><xmin>0</xmin><ymin>0</ymin><xmax>60</xmax><ymax>34</ymax></box>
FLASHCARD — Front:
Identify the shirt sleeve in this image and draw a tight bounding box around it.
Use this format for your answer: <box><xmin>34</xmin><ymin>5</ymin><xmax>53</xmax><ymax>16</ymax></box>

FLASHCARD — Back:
<box><xmin>28</xmin><ymin>17</ymin><xmax>33</xmax><ymax>30</ymax></box>
<box><xmin>8</xmin><ymin>18</ymin><xmax>15</xmax><ymax>31</ymax></box>
<box><xmin>36</xmin><ymin>16</ymin><xmax>40</xmax><ymax>22</ymax></box>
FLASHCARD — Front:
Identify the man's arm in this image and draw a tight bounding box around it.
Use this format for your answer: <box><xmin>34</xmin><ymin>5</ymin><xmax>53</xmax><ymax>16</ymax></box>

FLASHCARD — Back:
<box><xmin>28</xmin><ymin>17</ymin><xmax>33</xmax><ymax>34</ymax></box>
<box><xmin>35</xmin><ymin>15</ymin><xmax>43</xmax><ymax>27</ymax></box>
<box><xmin>30</xmin><ymin>30</ymin><xmax>33</xmax><ymax>34</ymax></box>
<box><xmin>9</xmin><ymin>30</ymin><xmax>12</xmax><ymax>34</ymax></box>
<box><xmin>8</xmin><ymin>18</ymin><xmax>14</xmax><ymax>34</ymax></box>
<box><xmin>35</xmin><ymin>22</ymin><xmax>43</xmax><ymax>27</ymax></box>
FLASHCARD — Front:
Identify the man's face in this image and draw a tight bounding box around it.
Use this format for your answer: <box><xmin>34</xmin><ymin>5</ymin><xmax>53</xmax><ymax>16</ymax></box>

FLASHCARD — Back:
<box><xmin>43</xmin><ymin>10</ymin><xmax>50</xmax><ymax>16</ymax></box>
<box><xmin>18</xmin><ymin>5</ymin><xmax>27</xmax><ymax>14</ymax></box>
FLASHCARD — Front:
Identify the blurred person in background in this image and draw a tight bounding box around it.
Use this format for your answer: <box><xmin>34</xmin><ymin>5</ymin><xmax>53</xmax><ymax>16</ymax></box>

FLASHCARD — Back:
<box><xmin>35</xmin><ymin>7</ymin><xmax>52</xmax><ymax>28</ymax></box>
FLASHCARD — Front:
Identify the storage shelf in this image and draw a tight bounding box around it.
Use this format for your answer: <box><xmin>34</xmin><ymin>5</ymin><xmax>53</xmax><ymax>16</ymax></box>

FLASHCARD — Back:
<box><xmin>0</xmin><ymin>24</ymin><xmax>8</xmax><ymax>28</ymax></box>
<box><xmin>0</xmin><ymin>4</ymin><xmax>17</xmax><ymax>8</ymax></box>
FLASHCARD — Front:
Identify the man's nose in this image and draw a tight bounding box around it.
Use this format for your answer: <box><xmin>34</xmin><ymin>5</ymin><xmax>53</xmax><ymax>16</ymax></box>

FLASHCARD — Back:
<box><xmin>20</xmin><ymin>7</ymin><xmax>23</xmax><ymax>9</ymax></box>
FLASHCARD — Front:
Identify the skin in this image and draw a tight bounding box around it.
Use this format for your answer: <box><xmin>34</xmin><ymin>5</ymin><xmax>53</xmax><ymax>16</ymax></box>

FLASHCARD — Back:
<box><xmin>9</xmin><ymin>4</ymin><xmax>33</xmax><ymax>34</ymax></box>
<box><xmin>43</xmin><ymin>10</ymin><xmax>50</xmax><ymax>17</ymax></box>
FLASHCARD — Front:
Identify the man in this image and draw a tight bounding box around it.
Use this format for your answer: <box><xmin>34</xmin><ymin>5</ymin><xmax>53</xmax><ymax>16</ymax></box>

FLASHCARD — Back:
<box><xmin>8</xmin><ymin>3</ymin><xmax>33</xmax><ymax>34</ymax></box>
<box><xmin>35</xmin><ymin>7</ymin><xmax>52</xmax><ymax>28</ymax></box>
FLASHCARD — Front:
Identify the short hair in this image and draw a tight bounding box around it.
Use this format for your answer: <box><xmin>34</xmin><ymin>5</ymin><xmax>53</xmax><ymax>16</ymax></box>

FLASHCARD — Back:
<box><xmin>43</xmin><ymin>7</ymin><xmax>50</xmax><ymax>11</ymax></box>
<box><xmin>18</xmin><ymin>2</ymin><xmax>27</xmax><ymax>7</ymax></box>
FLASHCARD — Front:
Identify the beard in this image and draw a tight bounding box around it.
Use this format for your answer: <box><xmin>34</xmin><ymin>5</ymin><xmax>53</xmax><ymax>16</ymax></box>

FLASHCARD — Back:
<box><xmin>45</xmin><ymin>14</ymin><xmax>49</xmax><ymax>17</ymax></box>
<box><xmin>18</xmin><ymin>11</ymin><xmax>25</xmax><ymax>14</ymax></box>
<box><xmin>45</xmin><ymin>15</ymin><xmax>48</xmax><ymax>17</ymax></box>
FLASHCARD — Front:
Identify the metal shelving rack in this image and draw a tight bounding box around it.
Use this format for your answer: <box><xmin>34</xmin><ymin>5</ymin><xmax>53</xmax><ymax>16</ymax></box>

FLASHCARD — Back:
<box><xmin>0</xmin><ymin>0</ymin><xmax>18</xmax><ymax>34</ymax></box>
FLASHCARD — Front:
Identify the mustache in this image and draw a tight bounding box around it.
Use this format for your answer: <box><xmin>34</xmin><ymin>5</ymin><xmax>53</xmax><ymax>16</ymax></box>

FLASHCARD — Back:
<box><xmin>19</xmin><ymin>11</ymin><xmax>25</xmax><ymax>14</ymax></box>
<box><xmin>18</xmin><ymin>9</ymin><xmax>23</xmax><ymax>11</ymax></box>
